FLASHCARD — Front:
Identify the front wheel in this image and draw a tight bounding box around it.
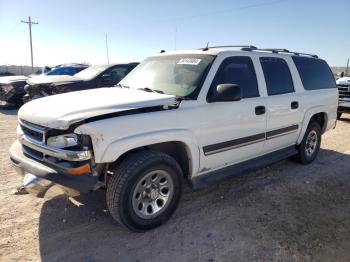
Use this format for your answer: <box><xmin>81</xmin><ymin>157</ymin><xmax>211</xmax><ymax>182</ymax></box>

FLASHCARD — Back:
<box><xmin>295</xmin><ymin>122</ymin><xmax>322</xmax><ymax>165</ymax></box>
<box><xmin>106</xmin><ymin>150</ymin><xmax>183</xmax><ymax>232</ymax></box>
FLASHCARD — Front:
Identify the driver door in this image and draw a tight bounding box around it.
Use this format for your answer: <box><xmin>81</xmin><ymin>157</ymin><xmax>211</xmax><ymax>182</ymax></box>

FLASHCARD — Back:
<box><xmin>198</xmin><ymin>56</ymin><xmax>267</xmax><ymax>172</ymax></box>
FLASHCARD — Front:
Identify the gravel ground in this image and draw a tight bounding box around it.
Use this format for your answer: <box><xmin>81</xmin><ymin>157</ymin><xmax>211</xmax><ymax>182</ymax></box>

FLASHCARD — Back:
<box><xmin>1</xmin><ymin>110</ymin><xmax>350</xmax><ymax>262</ymax></box>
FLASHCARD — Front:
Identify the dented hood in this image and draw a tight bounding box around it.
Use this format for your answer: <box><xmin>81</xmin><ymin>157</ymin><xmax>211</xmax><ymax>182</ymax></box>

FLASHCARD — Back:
<box><xmin>18</xmin><ymin>88</ymin><xmax>176</xmax><ymax>129</ymax></box>
<box><xmin>26</xmin><ymin>75</ymin><xmax>82</xmax><ymax>85</ymax></box>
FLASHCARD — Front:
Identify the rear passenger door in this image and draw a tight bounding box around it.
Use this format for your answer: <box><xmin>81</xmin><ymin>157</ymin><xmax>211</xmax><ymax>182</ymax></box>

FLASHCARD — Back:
<box><xmin>257</xmin><ymin>56</ymin><xmax>301</xmax><ymax>152</ymax></box>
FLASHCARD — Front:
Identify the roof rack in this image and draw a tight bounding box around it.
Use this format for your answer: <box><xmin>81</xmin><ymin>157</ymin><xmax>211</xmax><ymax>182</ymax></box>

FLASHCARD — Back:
<box><xmin>200</xmin><ymin>45</ymin><xmax>318</xmax><ymax>58</ymax></box>
<box><xmin>200</xmin><ymin>45</ymin><xmax>257</xmax><ymax>51</ymax></box>
<box><xmin>242</xmin><ymin>47</ymin><xmax>318</xmax><ymax>58</ymax></box>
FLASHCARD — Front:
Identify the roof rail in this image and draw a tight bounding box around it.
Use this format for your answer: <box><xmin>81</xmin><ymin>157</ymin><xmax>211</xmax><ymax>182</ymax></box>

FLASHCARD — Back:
<box><xmin>199</xmin><ymin>45</ymin><xmax>318</xmax><ymax>58</ymax></box>
<box><xmin>200</xmin><ymin>45</ymin><xmax>257</xmax><ymax>51</ymax></box>
<box><xmin>242</xmin><ymin>47</ymin><xmax>318</xmax><ymax>58</ymax></box>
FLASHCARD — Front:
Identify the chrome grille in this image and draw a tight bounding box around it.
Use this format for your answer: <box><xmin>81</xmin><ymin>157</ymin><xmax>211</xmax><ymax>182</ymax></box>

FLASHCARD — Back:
<box><xmin>19</xmin><ymin>119</ymin><xmax>46</xmax><ymax>143</ymax></box>
<box><xmin>22</xmin><ymin>144</ymin><xmax>44</xmax><ymax>161</ymax></box>
<box><xmin>339</xmin><ymin>86</ymin><xmax>350</xmax><ymax>101</ymax></box>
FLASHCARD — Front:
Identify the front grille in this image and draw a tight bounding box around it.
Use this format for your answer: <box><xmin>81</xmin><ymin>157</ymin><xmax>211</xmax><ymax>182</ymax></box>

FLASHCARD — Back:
<box><xmin>339</xmin><ymin>86</ymin><xmax>350</xmax><ymax>102</ymax></box>
<box><xmin>23</xmin><ymin>144</ymin><xmax>44</xmax><ymax>161</ymax></box>
<box><xmin>21</xmin><ymin>124</ymin><xmax>44</xmax><ymax>142</ymax></box>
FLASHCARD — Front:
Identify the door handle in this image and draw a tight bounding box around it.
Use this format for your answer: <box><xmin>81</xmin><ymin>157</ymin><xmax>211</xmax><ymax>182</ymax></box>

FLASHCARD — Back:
<box><xmin>291</xmin><ymin>101</ymin><xmax>299</xmax><ymax>109</ymax></box>
<box><xmin>255</xmin><ymin>106</ymin><xmax>266</xmax><ymax>115</ymax></box>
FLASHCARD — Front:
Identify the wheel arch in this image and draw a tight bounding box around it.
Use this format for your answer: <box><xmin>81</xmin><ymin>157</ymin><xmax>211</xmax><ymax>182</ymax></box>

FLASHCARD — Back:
<box><xmin>97</xmin><ymin>129</ymin><xmax>200</xmax><ymax>180</ymax></box>
<box><xmin>297</xmin><ymin>109</ymin><xmax>328</xmax><ymax>145</ymax></box>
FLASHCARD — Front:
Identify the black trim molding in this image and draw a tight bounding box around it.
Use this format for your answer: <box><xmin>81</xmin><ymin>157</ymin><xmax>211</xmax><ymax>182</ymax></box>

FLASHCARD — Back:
<box><xmin>203</xmin><ymin>133</ymin><xmax>265</xmax><ymax>156</ymax></box>
<box><xmin>203</xmin><ymin>124</ymin><xmax>299</xmax><ymax>156</ymax></box>
<box><xmin>266</xmin><ymin>124</ymin><xmax>299</xmax><ymax>140</ymax></box>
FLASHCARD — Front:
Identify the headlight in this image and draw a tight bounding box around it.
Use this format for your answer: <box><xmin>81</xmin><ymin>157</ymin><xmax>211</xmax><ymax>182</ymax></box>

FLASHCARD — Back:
<box><xmin>2</xmin><ymin>84</ymin><xmax>14</xmax><ymax>93</ymax></box>
<box><xmin>47</xmin><ymin>133</ymin><xmax>78</xmax><ymax>148</ymax></box>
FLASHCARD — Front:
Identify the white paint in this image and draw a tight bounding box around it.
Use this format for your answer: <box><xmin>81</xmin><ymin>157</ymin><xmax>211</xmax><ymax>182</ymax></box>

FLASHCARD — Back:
<box><xmin>16</xmin><ymin>48</ymin><xmax>338</xmax><ymax>179</ymax></box>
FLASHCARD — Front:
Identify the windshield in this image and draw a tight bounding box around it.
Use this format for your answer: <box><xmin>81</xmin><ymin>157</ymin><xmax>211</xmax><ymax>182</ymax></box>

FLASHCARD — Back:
<box><xmin>74</xmin><ymin>65</ymin><xmax>109</xmax><ymax>80</ymax></box>
<box><xmin>119</xmin><ymin>54</ymin><xmax>215</xmax><ymax>97</ymax></box>
<box><xmin>47</xmin><ymin>66</ymin><xmax>84</xmax><ymax>76</ymax></box>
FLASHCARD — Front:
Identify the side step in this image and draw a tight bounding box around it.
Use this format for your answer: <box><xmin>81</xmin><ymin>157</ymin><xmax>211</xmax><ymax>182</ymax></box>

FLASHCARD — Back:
<box><xmin>191</xmin><ymin>146</ymin><xmax>298</xmax><ymax>189</ymax></box>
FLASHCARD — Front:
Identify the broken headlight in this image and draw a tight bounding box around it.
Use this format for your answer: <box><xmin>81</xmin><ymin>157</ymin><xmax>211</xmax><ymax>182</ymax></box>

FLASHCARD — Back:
<box><xmin>47</xmin><ymin>133</ymin><xmax>78</xmax><ymax>148</ymax></box>
<box><xmin>2</xmin><ymin>84</ymin><xmax>14</xmax><ymax>93</ymax></box>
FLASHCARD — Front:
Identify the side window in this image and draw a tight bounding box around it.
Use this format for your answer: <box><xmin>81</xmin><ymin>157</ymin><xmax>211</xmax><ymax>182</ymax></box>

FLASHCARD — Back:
<box><xmin>292</xmin><ymin>56</ymin><xmax>336</xmax><ymax>90</ymax></box>
<box><xmin>260</xmin><ymin>57</ymin><xmax>294</xmax><ymax>96</ymax></box>
<box><xmin>209</xmin><ymin>56</ymin><xmax>259</xmax><ymax>99</ymax></box>
<box><xmin>105</xmin><ymin>66</ymin><xmax>129</xmax><ymax>83</ymax></box>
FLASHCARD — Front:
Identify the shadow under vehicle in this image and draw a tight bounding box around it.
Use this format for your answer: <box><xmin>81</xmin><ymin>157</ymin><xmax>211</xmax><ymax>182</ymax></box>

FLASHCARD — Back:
<box><xmin>36</xmin><ymin>148</ymin><xmax>350</xmax><ymax>261</ymax></box>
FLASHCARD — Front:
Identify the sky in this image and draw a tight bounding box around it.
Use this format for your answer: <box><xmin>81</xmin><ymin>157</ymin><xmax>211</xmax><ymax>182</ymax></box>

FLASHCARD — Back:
<box><xmin>0</xmin><ymin>0</ymin><xmax>349</xmax><ymax>67</ymax></box>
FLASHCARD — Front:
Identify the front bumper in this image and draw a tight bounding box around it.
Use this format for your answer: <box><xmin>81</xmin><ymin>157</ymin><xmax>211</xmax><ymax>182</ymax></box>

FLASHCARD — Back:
<box><xmin>9</xmin><ymin>140</ymin><xmax>99</xmax><ymax>193</ymax></box>
<box><xmin>338</xmin><ymin>100</ymin><xmax>350</xmax><ymax>113</ymax></box>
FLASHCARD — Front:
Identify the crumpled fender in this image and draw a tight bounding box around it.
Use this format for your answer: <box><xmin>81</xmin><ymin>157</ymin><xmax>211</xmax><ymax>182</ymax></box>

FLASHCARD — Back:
<box><xmin>75</xmin><ymin>125</ymin><xmax>200</xmax><ymax>176</ymax></box>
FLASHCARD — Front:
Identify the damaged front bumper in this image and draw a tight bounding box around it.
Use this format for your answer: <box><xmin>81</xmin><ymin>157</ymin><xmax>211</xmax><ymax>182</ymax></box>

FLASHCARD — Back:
<box><xmin>9</xmin><ymin>140</ymin><xmax>100</xmax><ymax>196</ymax></box>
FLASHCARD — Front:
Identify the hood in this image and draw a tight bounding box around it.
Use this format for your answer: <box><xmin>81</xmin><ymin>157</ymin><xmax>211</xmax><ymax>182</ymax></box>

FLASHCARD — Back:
<box><xmin>18</xmin><ymin>88</ymin><xmax>176</xmax><ymax>129</ymax></box>
<box><xmin>0</xmin><ymin>75</ymin><xmax>28</xmax><ymax>84</ymax></box>
<box><xmin>26</xmin><ymin>75</ymin><xmax>82</xmax><ymax>85</ymax></box>
<box><xmin>337</xmin><ymin>77</ymin><xmax>350</xmax><ymax>86</ymax></box>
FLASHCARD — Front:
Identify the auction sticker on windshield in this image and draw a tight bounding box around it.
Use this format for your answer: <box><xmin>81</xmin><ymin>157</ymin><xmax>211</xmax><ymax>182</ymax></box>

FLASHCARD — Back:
<box><xmin>177</xmin><ymin>58</ymin><xmax>201</xmax><ymax>65</ymax></box>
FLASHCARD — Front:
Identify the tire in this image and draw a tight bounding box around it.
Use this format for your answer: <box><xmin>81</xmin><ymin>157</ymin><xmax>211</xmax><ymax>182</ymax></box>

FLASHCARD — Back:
<box><xmin>106</xmin><ymin>150</ymin><xmax>183</xmax><ymax>232</ymax></box>
<box><xmin>337</xmin><ymin>112</ymin><xmax>342</xmax><ymax>119</ymax></box>
<box><xmin>295</xmin><ymin>121</ymin><xmax>322</xmax><ymax>165</ymax></box>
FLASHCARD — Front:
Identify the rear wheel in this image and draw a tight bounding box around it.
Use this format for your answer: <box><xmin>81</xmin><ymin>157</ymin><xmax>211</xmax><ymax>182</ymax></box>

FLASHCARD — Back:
<box><xmin>106</xmin><ymin>150</ymin><xmax>183</xmax><ymax>232</ymax></box>
<box><xmin>295</xmin><ymin>122</ymin><xmax>322</xmax><ymax>164</ymax></box>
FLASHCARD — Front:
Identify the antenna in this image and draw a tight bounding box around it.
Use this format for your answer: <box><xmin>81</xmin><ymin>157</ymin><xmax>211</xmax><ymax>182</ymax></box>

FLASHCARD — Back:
<box><xmin>105</xmin><ymin>33</ymin><xmax>110</xmax><ymax>64</ymax></box>
<box><xmin>174</xmin><ymin>27</ymin><xmax>177</xmax><ymax>51</ymax></box>
<box><xmin>202</xmin><ymin>42</ymin><xmax>210</xmax><ymax>51</ymax></box>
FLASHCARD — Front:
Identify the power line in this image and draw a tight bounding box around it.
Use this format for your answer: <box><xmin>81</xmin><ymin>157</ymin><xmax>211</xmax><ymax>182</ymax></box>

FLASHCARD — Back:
<box><xmin>21</xmin><ymin>16</ymin><xmax>38</xmax><ymax>71</ymax></box>
<box><xmin>158</xmin><ymin>0</ymin><xmax>288</xmax><ymax>22</ymax></box>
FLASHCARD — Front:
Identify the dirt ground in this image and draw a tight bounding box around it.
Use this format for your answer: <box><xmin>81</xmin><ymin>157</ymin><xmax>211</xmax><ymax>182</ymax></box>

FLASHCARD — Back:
<box><xmin>1</xmin><ymin>110</ymin><xmax>350</xmax><ymax>262</ymax></box>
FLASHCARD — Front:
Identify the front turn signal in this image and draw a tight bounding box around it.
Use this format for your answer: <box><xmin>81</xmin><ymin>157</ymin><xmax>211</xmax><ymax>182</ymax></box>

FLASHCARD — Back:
<box><xmin>66</xmin><ymin>163</ymin><xmax>91</xmax><ymax>176</ymax></box>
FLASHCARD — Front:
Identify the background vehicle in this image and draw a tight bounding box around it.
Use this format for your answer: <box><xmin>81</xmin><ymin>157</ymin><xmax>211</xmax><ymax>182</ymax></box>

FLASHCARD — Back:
<box><xmin>0</xmin><ymin>63</ymin><xmax>88</xmax><ymax>108</ymax></box>
<box><xmin>10</xmin><ymin>46</ymin><xmax>337</xmax><ymax>231</ymax></box>
<box><xmin>23</xmin><ymin>63</ymin><xmax>138</xmax><ymax>101</ymax></box>
<box><xmin>337</xmin><ymin>75</ymin><xmax>350</xmax><ymax>119</ymax></box>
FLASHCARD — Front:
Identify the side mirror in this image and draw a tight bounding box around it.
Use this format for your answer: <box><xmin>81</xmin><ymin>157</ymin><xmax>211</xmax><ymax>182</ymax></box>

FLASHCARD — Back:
<box><xmin>101</xmin><ymin>74</ymin><xmax>112</xmax><ymax>82</ymax></box>
<box><xmin>208</xmin><ymin>84</ymin><xmax>241</xmax><ymax>103</ymax></box>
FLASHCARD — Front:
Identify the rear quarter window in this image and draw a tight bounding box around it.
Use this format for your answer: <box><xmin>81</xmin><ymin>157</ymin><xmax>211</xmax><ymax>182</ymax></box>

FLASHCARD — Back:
<box><xmin>292</xmin><ymin>56</ymin><xmax>336</xmax><ymax>90</ymax></box>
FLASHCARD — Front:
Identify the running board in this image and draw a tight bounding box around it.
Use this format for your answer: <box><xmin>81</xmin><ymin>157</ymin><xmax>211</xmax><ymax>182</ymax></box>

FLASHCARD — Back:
<box><xmin>191</xmin><ymin>146</ymin><xmax>298</xmax><ymax>189</ymax></box>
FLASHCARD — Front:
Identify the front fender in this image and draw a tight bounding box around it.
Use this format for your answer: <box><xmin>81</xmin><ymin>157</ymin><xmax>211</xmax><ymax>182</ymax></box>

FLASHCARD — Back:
<box><xmin>76</xmin><ymin>125</ymin><xmax>200</xmax><ymax>176</ymax></box>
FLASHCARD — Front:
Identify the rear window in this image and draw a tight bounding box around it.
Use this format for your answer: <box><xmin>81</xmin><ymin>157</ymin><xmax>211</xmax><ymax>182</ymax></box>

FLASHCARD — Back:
<box><xmin>292</xmin><ymin>56</ymin><xmax>336</xmax><ymax>90</ymax></box>
<box><xmin>260</xmin><ymin>57</ymin><xmax>294</xmax><ymax>96</ymax></box>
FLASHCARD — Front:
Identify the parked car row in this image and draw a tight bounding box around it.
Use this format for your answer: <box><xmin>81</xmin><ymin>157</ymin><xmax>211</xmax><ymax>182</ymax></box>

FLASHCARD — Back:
<box><xmin>9</xmin><ymin>46</ymin><xmax>339</xmax><ymax>231</ymax></box>
<box><xmin>0</xmin><ymin>62</ymin><xmax>138</xmax><ymax>108</ymax></box>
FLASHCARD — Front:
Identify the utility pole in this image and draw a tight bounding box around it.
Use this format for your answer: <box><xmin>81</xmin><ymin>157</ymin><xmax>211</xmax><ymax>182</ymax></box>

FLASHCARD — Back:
<box><xmin>346</xmin><ymin>58</ymin><xmax>349</xmax><ymax>76</ymax></box>
<box><xmin>21</xmin><ymin>16</ymin><xmax>38</xmax><ymax>72</ymax></box>
<box><xmin>105</xmin><ymin>34</ymin><xmax>110</xmax><ymax>64</ymax></box>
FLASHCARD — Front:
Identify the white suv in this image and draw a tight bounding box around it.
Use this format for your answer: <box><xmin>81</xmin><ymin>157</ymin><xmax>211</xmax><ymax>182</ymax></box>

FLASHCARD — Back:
<box><xmin>10</xmin><ymin>46</ymin><xmax>338</xmax><ymax>231</ymax></box>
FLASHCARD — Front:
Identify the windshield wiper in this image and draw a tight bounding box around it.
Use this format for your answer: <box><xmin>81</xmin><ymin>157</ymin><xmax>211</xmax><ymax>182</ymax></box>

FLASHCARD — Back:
<box><xmin>116</xmin><ymin>83</ymin><xmax>130</xmax><ymax>88</ymax></box>
<box><xmin>138</xmin><ymin>87</ymin><xmax>164</xmax><ymax>94</ymax></box>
